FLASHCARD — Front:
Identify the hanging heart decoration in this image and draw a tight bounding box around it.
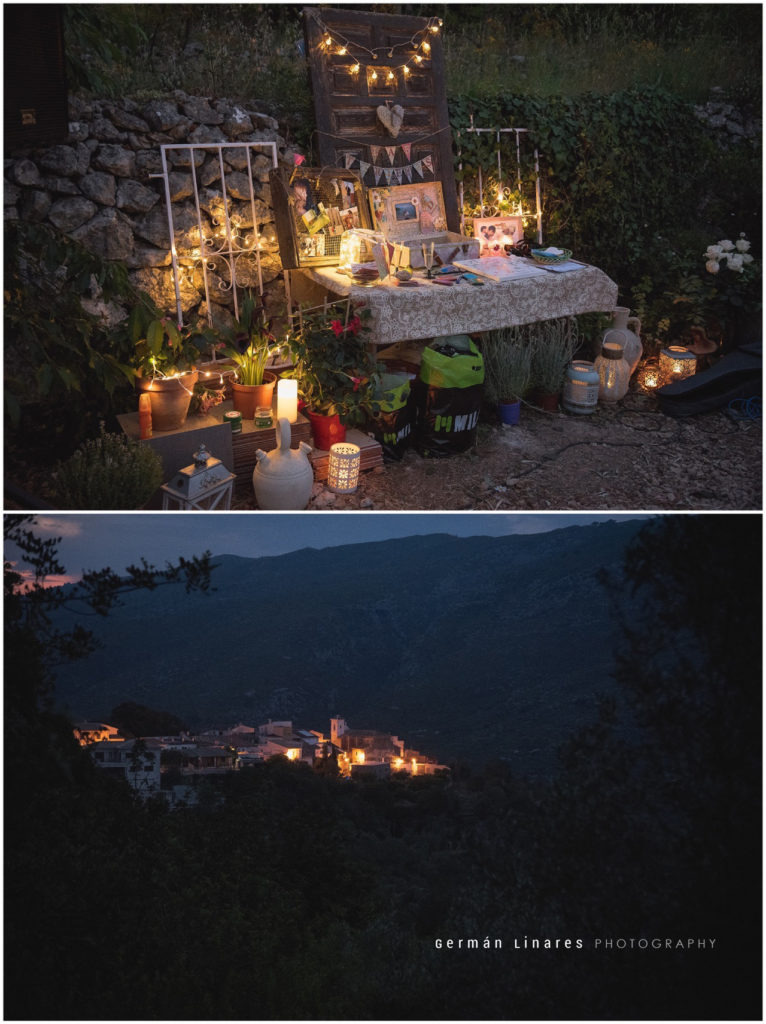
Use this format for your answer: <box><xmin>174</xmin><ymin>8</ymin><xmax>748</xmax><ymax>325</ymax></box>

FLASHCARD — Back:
<box><xmin>376</xmin><ymin>104</ymin><xmax>404</xmax><ymax>138</ymax></box>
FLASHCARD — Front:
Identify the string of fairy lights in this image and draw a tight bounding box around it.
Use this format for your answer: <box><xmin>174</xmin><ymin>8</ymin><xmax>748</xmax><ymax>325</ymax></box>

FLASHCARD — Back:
<box><xmin>310</xmin><ymin>10</ymin><xmax>444</xmax><ymax>80</ymax></box>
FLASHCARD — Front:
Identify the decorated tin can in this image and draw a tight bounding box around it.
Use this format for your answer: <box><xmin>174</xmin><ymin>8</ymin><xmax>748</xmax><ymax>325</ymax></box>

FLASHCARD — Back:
<box><xmin>563</xmin><ymin>360</ymin><xmax>600</xmax><ymax>414</ymax></box>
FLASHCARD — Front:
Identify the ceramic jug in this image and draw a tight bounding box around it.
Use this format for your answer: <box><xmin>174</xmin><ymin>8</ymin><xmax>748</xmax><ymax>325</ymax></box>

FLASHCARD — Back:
<box><xmin>252</xmin><ymin>418</ymin><xmax>314</xmax><ymax>510</ymax></box>
<box><xmin>603</xmin><ymin>307</ymin><xmax>642</xmax><ymax>374</ymax></box>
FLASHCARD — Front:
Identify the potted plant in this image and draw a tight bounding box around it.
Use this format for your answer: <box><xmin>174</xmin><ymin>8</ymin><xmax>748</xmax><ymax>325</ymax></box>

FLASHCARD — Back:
<box><xmin>480</xmin><ymin>328</ymin><xmax>533</xmax><ymax>425</ymax></box>
<box><xmin>529</xmin><ymin>318</ymin><xmax>580</xmax><ymax>411</ymax></box>
<box><xmin>222</xmin><ymin>291</ymin><xmax>286</xmax><ymax>419</ymax></box>
<box><xmin>131</xmin><ymin>293</ymin><xmax>205</xmax><ymax>431</ymax></box>
<box><xmin>287</xmin><ymin>301</ymin><xmax>378</xmax><ymax>449</ymax></box>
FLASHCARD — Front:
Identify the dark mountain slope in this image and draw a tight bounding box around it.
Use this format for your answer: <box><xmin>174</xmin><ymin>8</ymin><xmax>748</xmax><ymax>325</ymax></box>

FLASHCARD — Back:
<box><xmin>52</xmin><ymin>519</ymin><xmax>644</xmax><ymax>773</ymax></box>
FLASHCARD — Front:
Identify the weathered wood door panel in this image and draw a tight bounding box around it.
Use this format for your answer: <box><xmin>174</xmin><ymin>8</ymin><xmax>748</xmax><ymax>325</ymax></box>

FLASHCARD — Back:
<box><xmin>303</xmin><ymin>6</ymin><xmax>459</xmax><ymax>232</ymax></box>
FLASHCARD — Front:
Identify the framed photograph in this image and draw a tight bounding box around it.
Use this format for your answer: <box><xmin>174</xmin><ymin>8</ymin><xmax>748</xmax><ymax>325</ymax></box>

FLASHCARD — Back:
<box><xmin>368</xmin><ymin>182</ymin><xmax>448</xmax><ymax>240</ymax></box>
<box><xmin>473</xmin><ymin>215</ymin><xmax>524</xmax><ymax>256</ymax></box>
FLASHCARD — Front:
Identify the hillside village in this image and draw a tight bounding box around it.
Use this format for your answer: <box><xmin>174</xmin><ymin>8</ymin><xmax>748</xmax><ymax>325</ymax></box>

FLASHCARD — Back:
<box><xmin>75</xmin><ymin>716</ymin><xmax>448</xmax><ymax>801</ymax></box>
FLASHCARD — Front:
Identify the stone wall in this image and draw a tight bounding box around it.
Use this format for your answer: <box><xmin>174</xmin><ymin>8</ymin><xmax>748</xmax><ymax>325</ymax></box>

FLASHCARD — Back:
<box><xmin>3</xmin><ymin>91</ymin><xmax>302</xmax><ymax>329</ymax></box>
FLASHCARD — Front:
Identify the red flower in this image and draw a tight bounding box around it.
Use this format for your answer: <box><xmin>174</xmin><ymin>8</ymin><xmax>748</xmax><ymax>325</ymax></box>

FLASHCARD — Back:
<box><xmin>346</xmin><ymin>316</ymin><xmax>362</xmax><ymax>335</ymax></box>
<box><xmin>329</xmin><ymin>320</ymin><xmax>344</xmax><ymax>337</ymax></box>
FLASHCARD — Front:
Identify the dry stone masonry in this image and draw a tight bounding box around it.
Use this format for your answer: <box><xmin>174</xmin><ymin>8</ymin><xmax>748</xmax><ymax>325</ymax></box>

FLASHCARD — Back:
<box><xmin>4</xmin><ymin>91</ymin><xmax>303</xmax><ymax>328</ymax></box>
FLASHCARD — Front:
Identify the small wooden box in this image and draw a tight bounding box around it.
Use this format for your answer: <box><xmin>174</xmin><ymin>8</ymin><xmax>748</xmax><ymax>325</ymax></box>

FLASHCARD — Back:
<box><xmin>270</xmin><ymin>166</ymin><xmax>372</xmax><ymax>270</ymax></box>
<box><xmin>399</xmin><ymin>231</ymin><xmax>480</xmax><ymax>269</ymax></box>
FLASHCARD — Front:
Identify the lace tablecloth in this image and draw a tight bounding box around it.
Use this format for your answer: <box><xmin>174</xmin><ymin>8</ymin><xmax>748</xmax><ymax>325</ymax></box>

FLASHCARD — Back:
<box><xmin>298</xmin><ymin>264</ymin><xmax>619</xmax><ymax>346</ymax></box>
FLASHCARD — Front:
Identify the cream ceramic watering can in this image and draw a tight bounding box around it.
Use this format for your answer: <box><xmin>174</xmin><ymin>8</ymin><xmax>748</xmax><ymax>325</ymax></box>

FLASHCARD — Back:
<box><xmin>252</xmin><ymin>418</ymin><xmax>314</xmax><ymax>510</ymax></box>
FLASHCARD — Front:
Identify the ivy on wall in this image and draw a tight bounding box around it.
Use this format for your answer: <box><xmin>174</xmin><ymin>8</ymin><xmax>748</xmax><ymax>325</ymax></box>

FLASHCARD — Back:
<box><xmin>450</xmin><ymin>86</ymin><xmax>761</xmax><ymax>340</ymax></box>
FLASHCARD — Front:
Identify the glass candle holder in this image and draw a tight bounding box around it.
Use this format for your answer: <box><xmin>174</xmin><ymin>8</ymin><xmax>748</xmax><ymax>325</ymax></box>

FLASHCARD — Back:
<box><xmin>659</xmin><ymin>346</ymin><xmax>697</xmax><ymax>386</ymax></box>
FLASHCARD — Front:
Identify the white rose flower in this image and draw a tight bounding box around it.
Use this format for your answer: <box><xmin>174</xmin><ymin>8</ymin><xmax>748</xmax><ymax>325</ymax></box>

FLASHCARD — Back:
<box><xmin>735</xmin><ymin>237</ymin><xmax>751</xmax><ymax>252</ymax></box>
<box><xmin>742</xmin><ymin>252</ymin><xmax>754</xmax><ymax>264</ymax></box>
<box><xmin>718</xmin><ymin>239</ymin><xmax>735</xmax><ymax>251</ymax></box>
<box><xmin>727</xmin><ymin>253</ymin><xmax>744</xmax><ymax>271</ymax></box>
<box><xmin>706</xmin><ymin>244</ymin><xmax>723</xmax><ymax>257</ymax></box>
<box><xmin>705</xmin><ymin>259</ymin><xmax>720</xmax><ymax>274</ymax></box>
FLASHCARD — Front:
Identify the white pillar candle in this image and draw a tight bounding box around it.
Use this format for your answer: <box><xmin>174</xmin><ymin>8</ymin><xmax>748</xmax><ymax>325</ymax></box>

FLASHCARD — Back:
<box><xmin>277</xmin><ymin>378</ymin><xmax>298</xmax><ymax>422</ymax></box>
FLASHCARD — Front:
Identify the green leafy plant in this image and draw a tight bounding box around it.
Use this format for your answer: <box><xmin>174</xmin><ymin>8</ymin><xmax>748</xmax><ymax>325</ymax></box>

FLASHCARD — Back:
<box><xmin>130</xmin><ymin>296</ymin><xmax>206</xmax><ymax>379</ymax></box>
<box><xmin>479</xmin><ymin>328</ymin><xmax>533</xmax><ymax>404</ymax></box>
<box><xmin>221</xmin><ymin>290</ymin><xmax>285</xmax><ymax>386</ymax></box>
<box><xmin>287</xmin><ymin>302</ymin><xmax>379</xmax><ymax>425</ymax></box>
<box><xmin>53</xmin><ymin>427</ymin><xmax>163</xmax><ymax>509</ymax></box>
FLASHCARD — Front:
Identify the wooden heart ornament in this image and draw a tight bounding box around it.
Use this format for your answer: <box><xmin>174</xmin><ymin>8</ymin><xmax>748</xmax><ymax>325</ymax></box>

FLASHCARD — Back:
<box><xmin>376</xmin><ymin>104</ymin><xmax>404</xmax><ymax>138</ymax></box>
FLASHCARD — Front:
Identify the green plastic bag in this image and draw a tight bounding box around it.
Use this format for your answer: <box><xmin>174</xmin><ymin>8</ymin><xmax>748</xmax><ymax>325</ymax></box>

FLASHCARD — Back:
<box><xmin>366</xmin><ymin>373</ymin><xmax>414</xmax><ymax>458</ymax></box>
<box><xmin>416</xmin><ymin>336</ymin><xmax>485</xmax><ymax>456</ymax></box>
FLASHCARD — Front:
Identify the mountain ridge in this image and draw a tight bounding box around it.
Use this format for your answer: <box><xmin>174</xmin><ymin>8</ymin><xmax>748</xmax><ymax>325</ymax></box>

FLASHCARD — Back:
<box><xmin>52</xmin><ymin>519</ymin><xmax>645</xmax><ymax>774</ymax></box>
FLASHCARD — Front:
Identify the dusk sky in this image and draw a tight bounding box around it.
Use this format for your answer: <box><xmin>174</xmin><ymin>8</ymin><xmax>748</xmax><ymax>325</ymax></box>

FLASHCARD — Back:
<box><xmin>7</xmin><ymin>512</ymin><xmax>655</xmax><ymax>583</ymax></box>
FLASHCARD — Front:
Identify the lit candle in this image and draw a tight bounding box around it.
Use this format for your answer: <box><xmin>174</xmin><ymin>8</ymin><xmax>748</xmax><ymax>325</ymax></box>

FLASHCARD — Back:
<box><xmin>277</xmin><ymin>378</ymin><xmax>298</xmax><ymax>422</ymax></box>
<box><xmin>138</xmin><ymin>393</ymin><xmax>152</xmax><ymax>439</ymax></box>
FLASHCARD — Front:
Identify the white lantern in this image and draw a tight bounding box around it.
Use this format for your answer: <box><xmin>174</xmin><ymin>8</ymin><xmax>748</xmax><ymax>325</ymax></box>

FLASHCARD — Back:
<box><xmin>659</xmin><ymin>346</ymin><xmax>697</xmax><ymax>387</ymax></box>
<box><xmin>327</xmin><ymin>442</ymin><xmax>361</xmax><ymax>493</ymax></box>
<box><xmin>595</xmin><ymin>335</ymin><xmax>631</xmax><ymax>403</ymax></box>
<box><xmin>161</xmin><ymin>443</ymin><xmax>235</xmax><ymax>510</ymax></box>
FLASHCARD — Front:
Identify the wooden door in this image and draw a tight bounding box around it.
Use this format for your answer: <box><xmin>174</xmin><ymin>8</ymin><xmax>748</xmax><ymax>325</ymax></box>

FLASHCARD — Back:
<box><xmin>303</xmin><ymin>6</ymin><xmax>459</xmax><ymax>232</ymax></box>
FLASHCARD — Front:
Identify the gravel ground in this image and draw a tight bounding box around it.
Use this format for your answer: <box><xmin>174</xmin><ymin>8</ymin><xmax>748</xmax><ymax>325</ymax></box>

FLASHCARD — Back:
<box><xmin>232</xmin><ymin>391</ymin><xmax>762</xmax><ymax>512</ymax></box>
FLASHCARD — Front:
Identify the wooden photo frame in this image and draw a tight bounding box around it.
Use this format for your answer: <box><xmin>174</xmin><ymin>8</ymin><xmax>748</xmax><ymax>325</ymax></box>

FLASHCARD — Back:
<box><xmin>368</xmin><ymin>182</ymin><xmax>448</xmax><ymax>241</ymax></box>
<box><xmin>269</xmin><ymin>166</ymin><xmax>371</xmax><ymax>269</ymax></box>
<box><xmin>473</xmin><ymin>215</ymin><xmax>524</xmax><ymax>256</ymax></box>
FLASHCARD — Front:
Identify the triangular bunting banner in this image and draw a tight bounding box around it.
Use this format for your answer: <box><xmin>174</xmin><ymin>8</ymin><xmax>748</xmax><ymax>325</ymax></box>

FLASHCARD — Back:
<box><xmin>386</xmin><ymin>147</ymin><xmax>396</xmax><ymax>165</ymax></box>
<box><xmin>413</xmin><ymin>160</ymin><xmax>423</xmax><ymax>178</ymax></box>
<box><xmin>344</xmin><ymin>153</ymin><xmax>357</xmax><ymax>169</ymax></box>
<box><xmin>401</xmin><ymin>143</ymin><xmax>412</xmax><ymax>161</ymax></box>
<box><xmin>422</xmin><ymin>155</ymin><xmax>434</xmax><ymax>174</ymax></box>
<box><xmin>375</xmin><ymin>165</ymin><xmax>385</xmax><ymax>185</ymax></box>
<box><xmin>358</xmin><ymin>160</ymin><xmax>371</xmax><ymax>179</ymax></box>
<box><xmin>391</xmin><ymin>167</ymin><xmax>402</xmax><ymax>185</ymax></box>
<box><xmin>370</xmin><ymin>146</ymin><xmax>382</xmax><ymax>164</ymax></box>
<box><xmin>402</xmin><ymin>164</ymin><xmax>412</xmax><ymax>183</ymax></box>
<box><xmin>384</xmin><ymin>167</ymin><xmax>393</xmax><ymax>184</ymax></box>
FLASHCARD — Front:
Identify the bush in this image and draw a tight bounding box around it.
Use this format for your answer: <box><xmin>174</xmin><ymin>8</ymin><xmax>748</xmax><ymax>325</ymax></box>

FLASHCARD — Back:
<box><xmin>53</xmin><ymin>429</ymin><xmax>163</xmax><ymax>509</ymax></box>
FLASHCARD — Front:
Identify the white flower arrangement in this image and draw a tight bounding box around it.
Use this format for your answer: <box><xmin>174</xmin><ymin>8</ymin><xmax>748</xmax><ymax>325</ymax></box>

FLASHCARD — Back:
<box><xmin>705</xmin><ymin>232</ymin><xmax>754</xmax><ymax>274</ymax></box>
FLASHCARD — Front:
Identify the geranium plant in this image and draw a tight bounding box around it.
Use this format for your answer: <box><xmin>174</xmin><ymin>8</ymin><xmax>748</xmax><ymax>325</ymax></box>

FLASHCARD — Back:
<box><xmin>286</xmin><ymin>301</ymin><xmax>379</xmax><ymax>425</ymax></box>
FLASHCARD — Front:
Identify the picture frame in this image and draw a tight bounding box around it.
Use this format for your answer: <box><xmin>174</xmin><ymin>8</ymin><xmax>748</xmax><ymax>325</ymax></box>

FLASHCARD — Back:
<box><xmin>269</xmin><ymin>166</ymin><xmax>371</xmax><ymax>269</ymax></box>
<box><xmin>473</xmin><ymin>215</ymin><xmax>524</xmax><ymax>256</ymax></box>
<box><xmin>368</xmin><ymin>182</ymin><xmax>448</xmax><ymax>241</ymax></box>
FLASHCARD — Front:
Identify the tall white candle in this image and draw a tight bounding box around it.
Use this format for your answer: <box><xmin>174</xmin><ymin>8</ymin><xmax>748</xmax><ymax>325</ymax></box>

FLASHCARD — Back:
<box><xmin>277</xmin><ymin>378</ymin><xmax>298</xmax><ymax>422</ymax></box>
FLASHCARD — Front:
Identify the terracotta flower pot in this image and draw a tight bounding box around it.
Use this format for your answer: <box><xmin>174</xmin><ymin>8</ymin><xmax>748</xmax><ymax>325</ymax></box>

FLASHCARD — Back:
<box><xmin>535</xmin><ymin>391</ymin><xmax>560</xmax><ymax>412</ymax></box>
<box><xmin>307</xmin><ymin>409</ymin><xmax>346</xmax><ymax>449</ymax></box>
<box><xmin>137</xmin><ymin>371</ymin><xmax>198</xmax><ymax>431</ymax></box>
<box><xmin>231</xmin><ymin>371</ymin><xmax>277</xmax><ymax>419</ymax></box>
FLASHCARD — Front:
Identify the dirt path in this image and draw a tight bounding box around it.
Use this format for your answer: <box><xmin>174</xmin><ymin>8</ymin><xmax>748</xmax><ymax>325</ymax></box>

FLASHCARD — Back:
<box><xmin>233</xmin><ymin>391</ymin><xmax>762</xmax><ymax>512</ymax></box>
